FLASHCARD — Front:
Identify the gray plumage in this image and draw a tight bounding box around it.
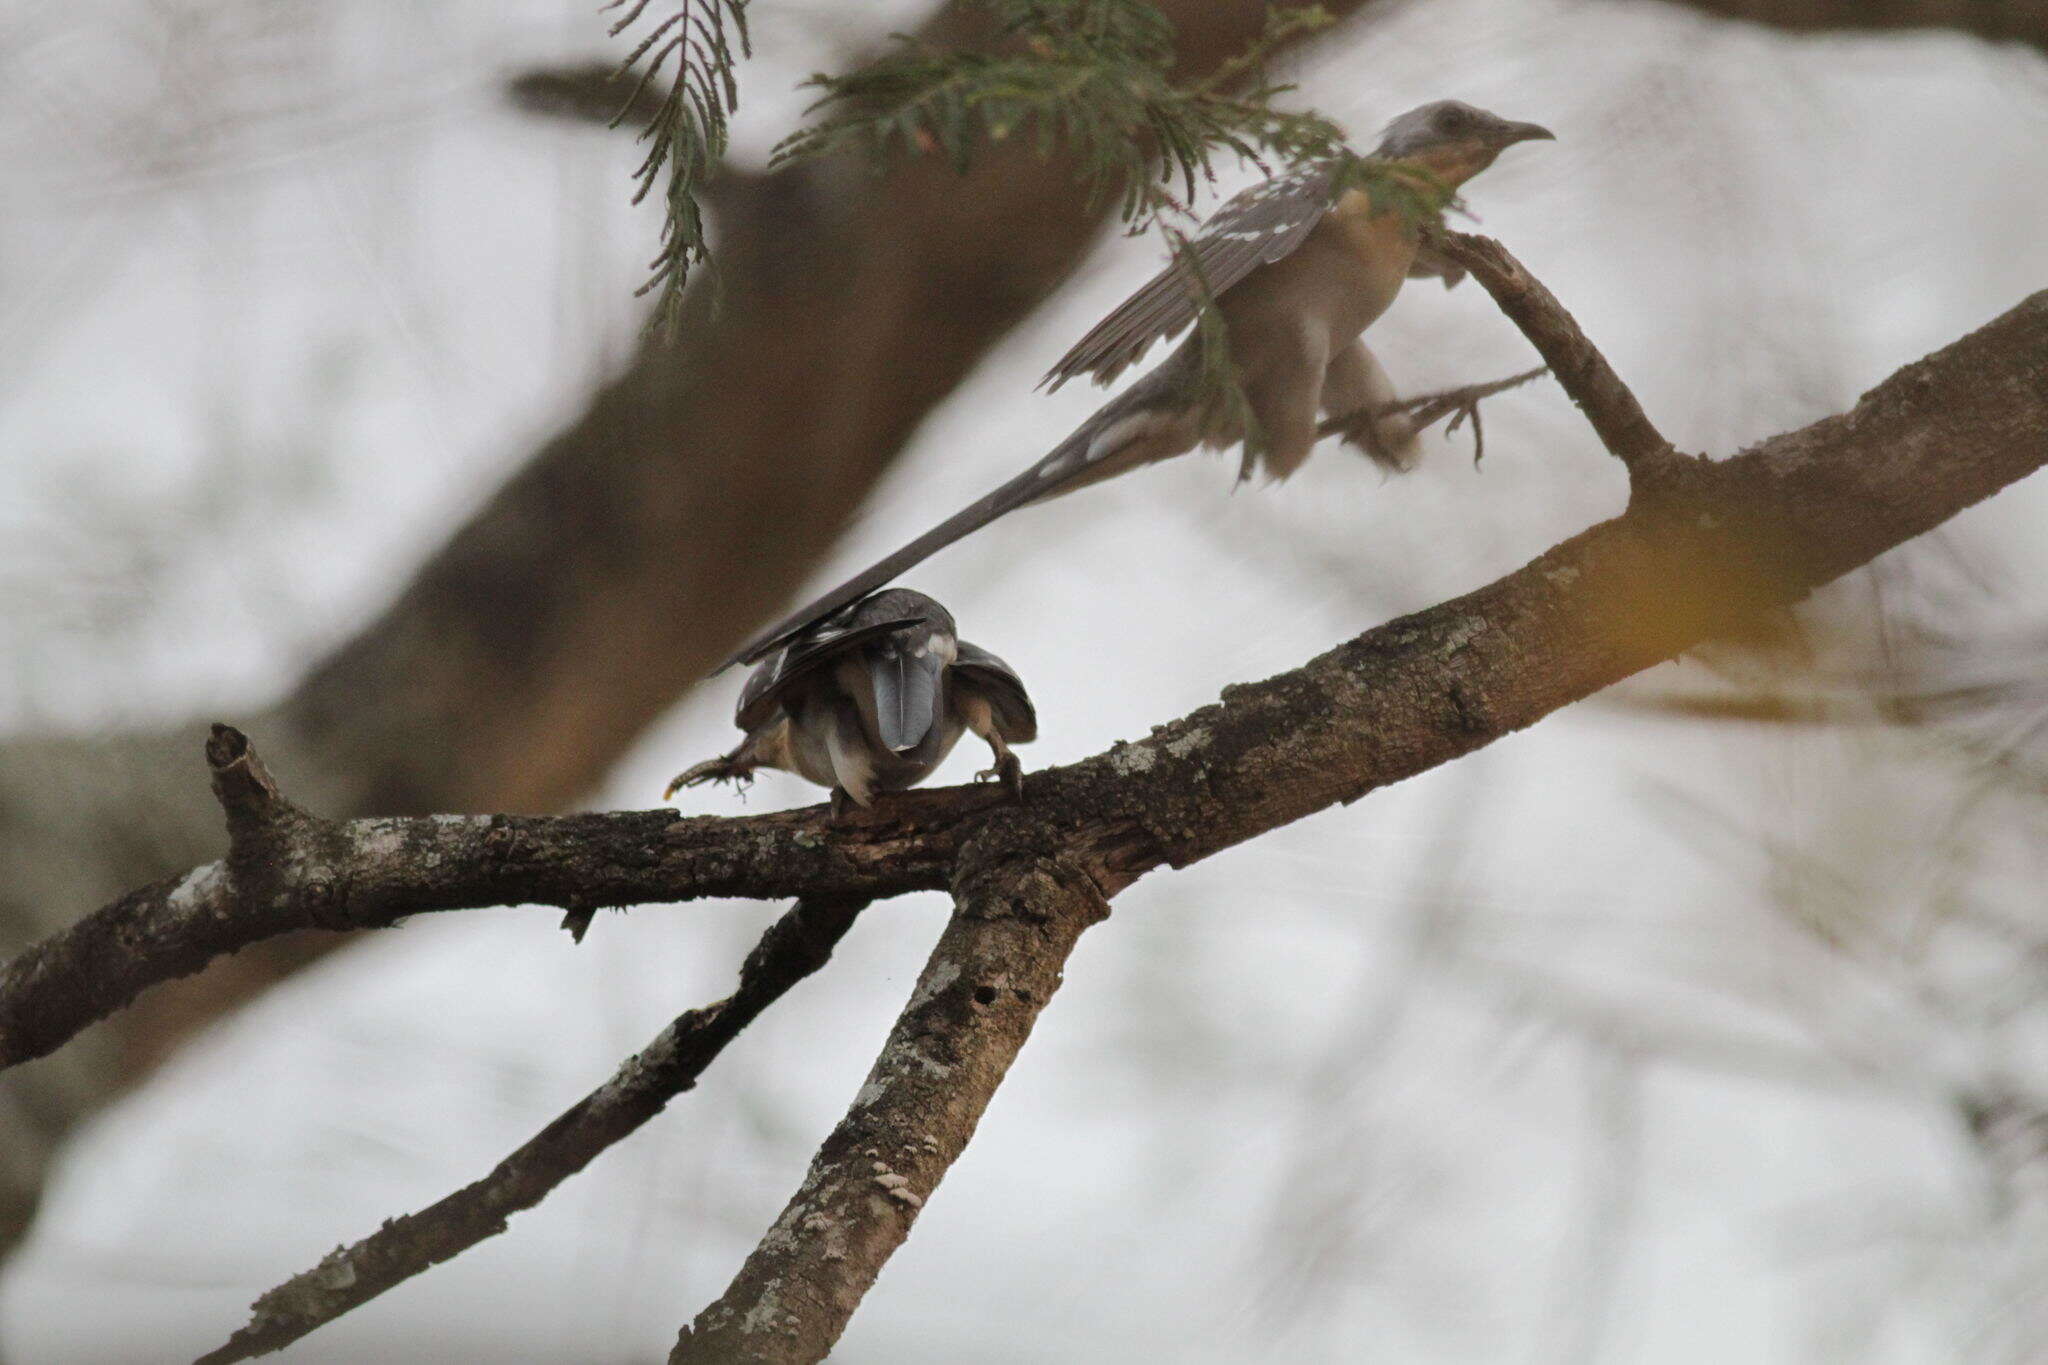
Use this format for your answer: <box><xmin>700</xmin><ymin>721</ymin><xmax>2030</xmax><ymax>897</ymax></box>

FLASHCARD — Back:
<box><xmin>673</xmin><ymin>588</ymin><xmax>1034</xmax><ymax>814</ymax></box>
<box><xmin>1042</xmin><ymin>158</ymin><xmax>1343</xmax><ymax>392</ymax></box>
<box><xmin>718</xmin><ymin>100</ymin><xmax>1553</xmax><ymax>674</ymax></box>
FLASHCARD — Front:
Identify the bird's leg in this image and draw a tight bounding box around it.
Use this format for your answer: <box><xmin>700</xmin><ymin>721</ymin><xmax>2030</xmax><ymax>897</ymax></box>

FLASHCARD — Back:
<box><xmin>1237</xmin><ymin>330</ymin><xmax>1329</xmax><ymax>482</ymax></box>
<box><xmin>1324</xmin><ymin>366</ymin><xmax>1548</xmax><ymax>467</ymax></box>
<box><xmin>663</xmin><ymin>745</ymin><xmax>758</xmax><ymax>800</ymax></box>
<box><xmin>829</xmin><ymin>786</ymin><xmax>854</xmax><ymax>824</ymax></box>
<box><xmin>975</xmin><ymin>735</ymin><xmax>1025</xmax><ymax>804</ymax></box>
<box><xmin>1320</xmin><ymin>340</ymin><xmax>1418</xmax><ymax>472</ymax></box>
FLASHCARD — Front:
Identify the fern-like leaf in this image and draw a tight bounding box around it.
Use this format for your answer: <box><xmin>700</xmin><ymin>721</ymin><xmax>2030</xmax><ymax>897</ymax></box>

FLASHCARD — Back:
<box><xmin>608</xmin><ymin>0</ymin><xmax>751</xmax><ymax>336</ymax></box>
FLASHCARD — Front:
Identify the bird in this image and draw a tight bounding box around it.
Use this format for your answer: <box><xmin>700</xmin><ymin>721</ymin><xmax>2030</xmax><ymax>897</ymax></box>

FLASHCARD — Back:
<box><xmin>668</xmin><ymin>588</ymin><xmax>1035</xmax><ymax>819</ymax></box>
<box><xmin>716</xmin><ymin>100</ymin><xmax>1553</xmax><ymax>674</ymax></box>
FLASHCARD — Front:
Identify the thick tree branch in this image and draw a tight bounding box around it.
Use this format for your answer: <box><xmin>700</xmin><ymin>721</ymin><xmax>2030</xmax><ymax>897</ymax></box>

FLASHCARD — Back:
<box><xmin>0</xmin><ymin>263</ymin><xmax>2016</xmax><ymax>1361</ymax></box>
<box><xmin>195</xmin><ymin>895</ymin><xmax>868</xmax><ymax>1365</ymax></box>
<box><xmin>8</xmin><ymin>286</ymin><xmax>2046</xmax><ymax>1079</ymax></box>
<box><xmin>671</xmin><ymin>856</ymin><xmax>1112</xmax><ymax>1363</ymax></box>
<box><xmin>652</xmin><ymin>287</ymin><xmax>2048</xmax><ymax>1364</ymax></box>
<box><xmin>0</xmin><ymin>753</ymin><xmax>979</xmax><ymax>1073</ymax></box>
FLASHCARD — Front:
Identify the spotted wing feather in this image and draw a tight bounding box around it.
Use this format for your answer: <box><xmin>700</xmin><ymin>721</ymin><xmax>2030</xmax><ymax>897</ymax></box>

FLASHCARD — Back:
<box><xmin>1041</xmin><ymin>159</ymin><xmax>1340</xmax><ymax>391</ymax></box>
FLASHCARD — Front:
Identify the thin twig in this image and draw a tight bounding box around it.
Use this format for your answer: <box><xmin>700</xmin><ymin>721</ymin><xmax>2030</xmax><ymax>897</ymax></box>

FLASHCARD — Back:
<box><xmin>1428</xmin><ymin>228</ymin><xmax>1683</xmax><ymax>480</ymax></box>
<box><xmin>195</xmin><ymin>895</ymin><xmax>869</xmax><ymax>1365</ymax></box>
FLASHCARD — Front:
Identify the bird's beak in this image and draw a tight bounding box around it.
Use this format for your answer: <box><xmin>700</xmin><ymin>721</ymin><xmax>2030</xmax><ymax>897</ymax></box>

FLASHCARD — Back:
<box><xmin>1500</xmin><ymin>121</ymin><xmax>1555</xmax><ymax>146</ymax></box>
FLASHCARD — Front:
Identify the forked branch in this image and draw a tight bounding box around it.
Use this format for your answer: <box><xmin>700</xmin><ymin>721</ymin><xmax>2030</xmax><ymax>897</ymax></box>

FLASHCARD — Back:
<box><xmin>197</xmin><ymin>896</ymin><xmax>869</xmax><ymax>1365</ymax></box>
<box><xmin>5</xmin><ymin>278</ymin><xmax>2034</xmax><ymax>1365</ymax></box>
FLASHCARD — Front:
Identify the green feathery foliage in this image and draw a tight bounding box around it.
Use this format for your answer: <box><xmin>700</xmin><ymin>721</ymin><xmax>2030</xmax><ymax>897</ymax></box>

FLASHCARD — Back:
<box><xmin>771</xmin><ymin>2</ymin><xmax>1346</xmax><ymax>221</ymax></box>
<box><xmin>607</xmin><ymin>0</ymin><xmax>751</xmax><ymax>336</ymax></box>
<box><xmin>770</xmin><ymin>2</ymin><xmax>1361</xmax><ymax>427</ymax></box>
<box><xmin>610</xmin><ymin>0</ymin><xmax>1462</xmax><ymax>415</ymax></box>
<box><xmin>1331</xmin><ymin>155</ymin><xmax>1461</xmax><ymax>230</ymax></box>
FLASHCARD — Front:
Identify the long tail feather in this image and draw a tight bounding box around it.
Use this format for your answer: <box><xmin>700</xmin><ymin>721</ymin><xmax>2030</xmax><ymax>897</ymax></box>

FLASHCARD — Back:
<box><xmin>714</xmin><ymin>375</ymin><xmax>1184</xmax><ymax>674</ymax></box>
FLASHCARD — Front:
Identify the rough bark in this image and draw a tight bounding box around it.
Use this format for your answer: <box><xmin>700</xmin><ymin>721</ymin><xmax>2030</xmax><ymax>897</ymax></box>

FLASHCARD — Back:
<box><xmin>671</xmin><ymin>857</ymin><xmax>1112</xmax><ymax>1364</ymax></box>
<box><xmin>0</xmin><ymin>726</ymin><xmax>965</xmax><ymax>1073</ymax></box>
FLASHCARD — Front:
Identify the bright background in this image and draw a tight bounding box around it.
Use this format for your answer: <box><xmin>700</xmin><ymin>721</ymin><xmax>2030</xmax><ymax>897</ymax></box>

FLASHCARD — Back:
<box><xmin>4</xmin><ymin>2</ymin><xmax>2048</xmax><ymax>1360</ymax></box>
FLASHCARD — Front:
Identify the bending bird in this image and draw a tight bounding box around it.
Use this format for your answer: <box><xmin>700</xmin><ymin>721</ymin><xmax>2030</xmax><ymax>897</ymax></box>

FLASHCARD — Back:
<box><xmin>720</xmin><ymin>100</ymin><xmax>1553</xmax><ymax>672</ymax></box>
<box><xmin>670</xmin><ymin>588</ymin><xmax>1035</xmax><ymax>819</ymax></box>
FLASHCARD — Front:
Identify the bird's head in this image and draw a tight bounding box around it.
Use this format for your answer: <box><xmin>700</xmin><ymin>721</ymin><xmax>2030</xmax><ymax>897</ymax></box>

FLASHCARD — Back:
<box><xmin>1371</xmin><ymin>100</ymin><xmax>1553</xmax><ymax>188</ymax></box>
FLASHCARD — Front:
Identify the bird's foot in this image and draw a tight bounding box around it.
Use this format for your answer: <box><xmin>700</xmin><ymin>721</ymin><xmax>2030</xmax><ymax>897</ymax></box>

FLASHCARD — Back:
<box><xmin>1324</xmin><ymin>366</ymin><xmax>1548</xmax><ymax>467</ymax></box>
<box><xmin>662</xmin><ymin>754</ymin><xmax>754</xmax><ymax>801</ymax></box>
<box><xmin>830</xmin><ymin>787</ymin><xmax>855</xmax><ymax>824</ymax></box>
<box><xmin>1331</xmin><ymin>409</ymin><xmax>1404</xmax><ymax>466</ymax></box>
<box><xmin>975</xmin><ymin>752</ymin><xmax>1026</xmax><ymax>804</ymax></box>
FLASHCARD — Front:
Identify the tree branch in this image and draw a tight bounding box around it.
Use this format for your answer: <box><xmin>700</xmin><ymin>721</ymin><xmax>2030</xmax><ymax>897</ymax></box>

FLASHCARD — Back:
<box><xmin>195</xmin><ymin>895</ymin><xmax>868</xmax><ymax>1365</ymax></box>
<box><xmin>10</xmin><ymin>273</ymin><xmax>2045</xmax><ymax>1362</ymax></box>
<box><xmin>0</xmin><ymin>2</ymin><xmax>1391</xmax><ymax>1265</ymax></box>
<box><xmin>671</xmin><ymin>856</ymin><xmax>1112</xmax><ymax>1363</ymax></box>
<box><xmin>0</xmin><ymin>747</ymin><xmax>982</xmax><ymax>1072</ymax></box>
<box><xmin>1429</xmin><ymin>229</ymin><xmax>1682</xmax><ymax>480</ymax></box>
<box><xmin>9</xmin><ymin>286</ymin><xmax>2046</xmax><ymax>1078</ymax></box>
<box><xmin>653</xmin><ymin>285</ymin><xmax>2048</xmax><ymax>1361</ymax></box>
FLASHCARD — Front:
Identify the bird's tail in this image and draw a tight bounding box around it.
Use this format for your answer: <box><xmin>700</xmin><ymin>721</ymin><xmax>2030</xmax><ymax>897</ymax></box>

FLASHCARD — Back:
<box><xmin>714</xmin><ymin>374</ymin><xmax>1187</xmax><ymax>674</ymax></box>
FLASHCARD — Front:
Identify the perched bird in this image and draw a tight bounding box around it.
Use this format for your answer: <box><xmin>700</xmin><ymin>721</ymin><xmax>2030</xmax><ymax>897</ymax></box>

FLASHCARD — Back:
<box><xmin>718</xmin><ymin>100</ymin><xmax>1553</xmax><ymax>673</ymax></box>
<box><xmin>669</xmin><ymin>588</ymin><xmax>1035</xmax><ymax>819</ymax></box>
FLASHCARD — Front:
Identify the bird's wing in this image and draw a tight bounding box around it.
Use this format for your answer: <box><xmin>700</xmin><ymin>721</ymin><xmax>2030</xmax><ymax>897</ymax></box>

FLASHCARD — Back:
<box><xmin>733</xmin><ymin>611</ymin><xmax>926</xmax><ymax>732</ymax></box>
<box><xmin>715</xmin><ymin>372</ymin><xmax>1181</xmax><ymax>674</ymax></box>
<box><xmin>1040</xmin><ymin>158</ymin><xmax>1341</xmax><ymax>391</ymax></box>
<box><xmin>953</xmin><ymin>641</ymin><xmax>1036</xmax><ymax>743</ymax></box>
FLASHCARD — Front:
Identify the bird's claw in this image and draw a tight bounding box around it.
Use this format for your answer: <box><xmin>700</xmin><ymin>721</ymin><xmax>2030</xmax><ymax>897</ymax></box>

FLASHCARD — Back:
<box><xmin>662</xmin><ymin>755</ymin><xmax>754</xmax><ymax>801</ymax></box>
<box><xmin>1332</xmin><ymin>366</ymin><xmax>1547</xmax><ymax>468</ymax></box>
<box><xmin>976</xmin><ymin>753</ymin><xmax>1026</xmax><ymax>804</ymax></box>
